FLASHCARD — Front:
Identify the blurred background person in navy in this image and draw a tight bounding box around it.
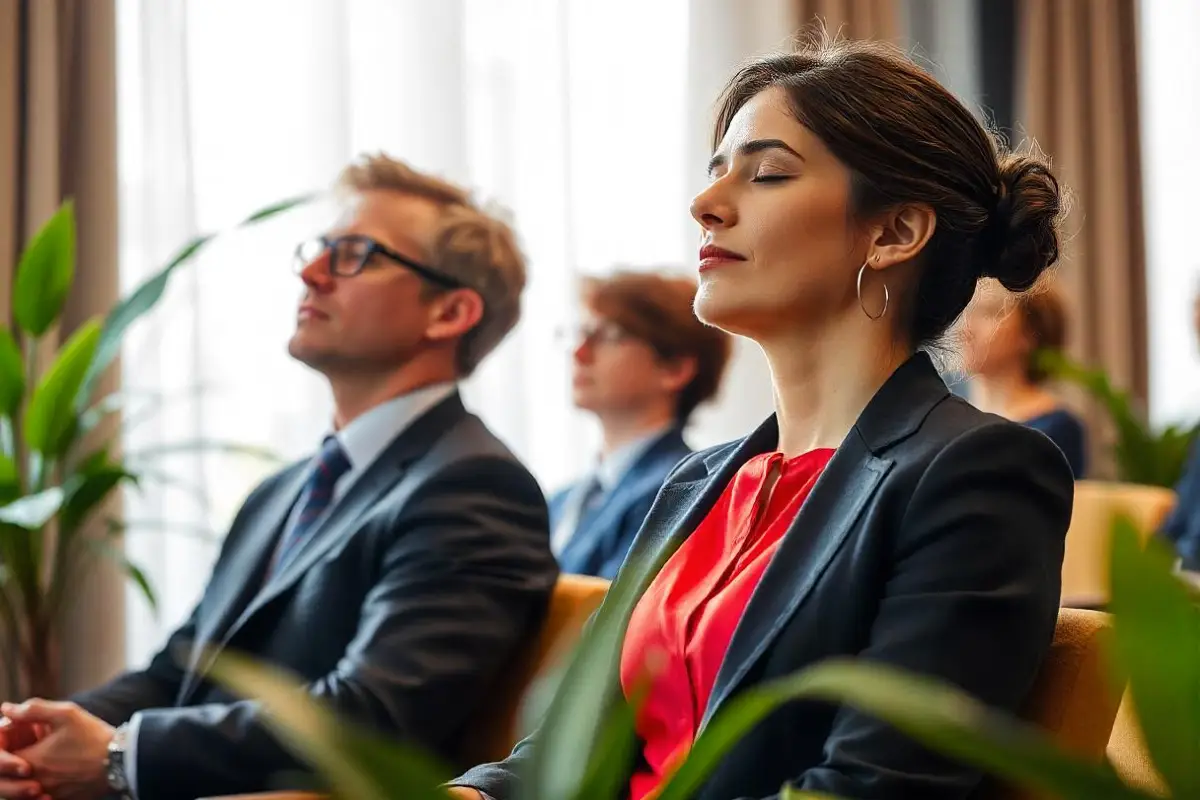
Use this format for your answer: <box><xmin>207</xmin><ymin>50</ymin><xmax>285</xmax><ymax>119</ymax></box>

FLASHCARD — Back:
<box><xmin>962</xmin><ymin>279</ymin><xmax>1088</xmax><ymax>477</ymax></box>
<box><xmin>550</xmin><ymin>272</ymin><xmax>731</xmax><ymax>578</ymax></box>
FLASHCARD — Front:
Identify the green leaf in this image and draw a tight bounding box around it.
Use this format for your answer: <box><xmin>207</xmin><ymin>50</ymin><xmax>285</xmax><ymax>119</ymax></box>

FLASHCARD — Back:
<box><xmin>60</xmin><ymin>460</ymin><xmax>137</xmax><ymax>534</ymax></box>
<box><xmin>78</xmin><ymin>193</ymin><xmax>313</xmax><ymax>409</ymax></box>
<box><xmin>23</xmin><ymin>318</ymin><xmax>102</xmax><ymax>459</ymax></box>
<box><xmin>1108</xmin><ymin>514</ymin><xmax>1200</xmax><ymax>798</ymax></box>
<box><xmin>0</xmin><ymin>453</ymin><xmax>17</xmax><ymax>503</ymax></box>
<box><xmin>655</xmin><ymin>660</ymin><xmax>1142</xmax><ymax>800</ymax></box>
<box><xmin>206</xmin><ymin>650</ymin><xmax>453</xmax><ymax>800</ymax></box>
<box><xmin>84</xmin><ymin>540</ymin><xmax>157</xmax><ymax>614</ymax></box>
<box><xmin>0</xmin><ymin>487</ymin><xmax>64</xmax><ymax>529</ymax></box>
<box><xmin>12</xmin><ymin>201</ymin><xmax>76</xmax><ymax>337</ymax></box>
<box><xmin>570</xmin><ymin>683</ymin><xmax>644</xmax><ymax>800</ymax></box>
<box><xmin>0</xmin><ymin>328</ymin><xmax>23</xmax><ymax>418</ymax></box>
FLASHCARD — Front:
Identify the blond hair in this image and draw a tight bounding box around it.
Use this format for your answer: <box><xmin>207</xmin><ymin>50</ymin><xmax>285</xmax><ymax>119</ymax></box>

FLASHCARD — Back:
<box><xmin>337</xmin><ymin>153</ymin><xmax>525</xmax><ymax>376</ymax></box>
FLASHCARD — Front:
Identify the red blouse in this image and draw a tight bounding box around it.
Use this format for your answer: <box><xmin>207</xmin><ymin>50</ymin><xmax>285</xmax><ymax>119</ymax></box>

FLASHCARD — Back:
<box><xmin>619</xmin><ymin>448</ymin><xmax>835</xmax><ymax>800</ymax></box>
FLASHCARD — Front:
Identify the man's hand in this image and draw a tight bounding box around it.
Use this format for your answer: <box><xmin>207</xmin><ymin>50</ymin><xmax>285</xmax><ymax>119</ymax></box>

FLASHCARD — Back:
<box><xmin>0</xmin><ymin>701</ymin><xmax>114</xmax><ymax>800</ymax></box>
<box><xmin>0</xmin><ymin>715</ymin><xmax>50</xmax><ymax>799</ymax></box>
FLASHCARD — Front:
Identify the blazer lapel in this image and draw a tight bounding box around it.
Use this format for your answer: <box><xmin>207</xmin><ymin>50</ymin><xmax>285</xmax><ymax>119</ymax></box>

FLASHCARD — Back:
<box><xmin>698</xmin><ymin>352</ymin><xmax>950</xmax><ymax>731</ymax></box>
<box><xmin>698</xmin><ymin>437</ymin><xmax>893</xmax><ymax>731</ymax></box>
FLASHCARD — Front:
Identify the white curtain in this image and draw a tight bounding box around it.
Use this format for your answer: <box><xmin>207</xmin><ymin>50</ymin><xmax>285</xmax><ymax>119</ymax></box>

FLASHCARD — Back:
<box><xmin>117</xmin><ymin>0</ymin><xmax>788</xmax><ymax>667</ymax></box>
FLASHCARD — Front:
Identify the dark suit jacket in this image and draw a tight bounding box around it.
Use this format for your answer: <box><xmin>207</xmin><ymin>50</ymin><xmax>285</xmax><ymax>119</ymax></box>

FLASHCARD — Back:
<box><xmin>455</xmin><ymin>353</ymin><xmax>1073</xmax><ymax>800</ymax></box>
<box><xmin>74</xmin><ymin>394</ymin><xmax>558</xmax><ymax>800</ymax></box>
<box><xmin>550</xmin><ymin>428</ymin><xmax>691</xmax><ymax>579</ymax></box>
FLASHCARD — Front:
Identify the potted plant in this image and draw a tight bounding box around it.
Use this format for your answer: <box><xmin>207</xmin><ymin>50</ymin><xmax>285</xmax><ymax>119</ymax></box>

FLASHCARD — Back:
<box><xmin>210</xmin><ymin>510</ymin><xmax>1193</xmax><ymax>799</ymax></box>
<box><xmin>1037</xmin><ymin>349</ymin><xmax>1200</xmax><ymax>488</ymax></box>
<box><xmin>0</xmin><ymin>196</ymin><xmax>307</xmax><ymax>701</ymax></box>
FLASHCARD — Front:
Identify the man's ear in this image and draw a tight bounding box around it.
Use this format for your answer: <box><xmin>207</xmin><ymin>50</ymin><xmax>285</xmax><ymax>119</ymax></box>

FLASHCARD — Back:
<box><xmin>424</xmin><ymin>289</ymin><xmax>485</xmax><ymax>343</ymax></box>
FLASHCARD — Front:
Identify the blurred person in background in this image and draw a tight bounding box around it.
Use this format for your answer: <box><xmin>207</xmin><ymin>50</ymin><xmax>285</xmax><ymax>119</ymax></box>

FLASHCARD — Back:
<box><xmin>1159</xmin><ymin>285</ymin><xmax>1200</xmax><ymax>572</ymax></box>
<box><xmin>961</xmin><ymin>279</ymin><xmax>1088</xmax><ymax>477</ymax></box>
<box><xmin>0</xmin><ymin>154</ymin><xmax>558</xmax><ymax>800</ymax></box>
<box><xmin>451</xmin><ymin>32</ymin><xmax>1072</xmax><ymax>800</ymax></box>
<box><xmin>551</xmin><ymin>271</ymin><xmax>731</xmax><ymax>579</ymax></box>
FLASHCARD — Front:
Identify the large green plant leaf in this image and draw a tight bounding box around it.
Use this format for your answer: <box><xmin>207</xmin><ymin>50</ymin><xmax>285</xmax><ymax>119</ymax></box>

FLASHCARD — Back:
<box><xmin>77</xmin><ymin>193</ymin><xmax>313</xmax><ymax>409</ymax></box>
<box><xmin>656</xmin><ymin>660</ymin><xmax>1143</xmax><ymax>800</ymax></box>
<box><xmin>0</xmin><ymin>328</ymin><xmax>23</xmax><ymax>418</ymax></box>
<box><xmin>59</xmin><ymin>456</ymin><xmax>137</xmax><ymax>534</ymax></box>
<box><xmin>0</xmin><ymin>487</ymin><xmax>64</xmax><ymax>529</ymax></box>
<box><xmin>12</xmin><ymin>201</ymin><xmax>76</xmax><ymax>337</ymax></box>
<box><xmin>206</xmin><ymin>650</ymin><xmax>452</xmax><ymax>800</ymax></box>
<box><xmin>0</xmin><ymin>453</ymin><xmax>17</xmax><ymax>504</ymax></box>
<box><xmin>1109</xmin><ymin>514</ymin><xmax>1200</xmax><ymax>797</ymax></box>
<box><xmin>22</xmin><ymin>318</ymin><xmax>102</xmax><ymax>460</ymax></box>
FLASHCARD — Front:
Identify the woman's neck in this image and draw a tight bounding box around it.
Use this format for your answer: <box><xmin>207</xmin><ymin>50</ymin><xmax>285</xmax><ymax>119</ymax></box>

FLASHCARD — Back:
<box><xmin>970</xmin><ymin>370</ymin><xmax>1059</xmax><ymax>423</ymax></box>
<box><xmin>762</xmin><ymin>321</ymin><xmax>909</xmax><ymax>458</ymax></box>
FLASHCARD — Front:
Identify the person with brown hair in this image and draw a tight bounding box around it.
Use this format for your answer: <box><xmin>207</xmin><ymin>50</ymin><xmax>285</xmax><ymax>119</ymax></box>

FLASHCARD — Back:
<box><xmin>962</xmin><ymin>279</ymin><xmax>1087</xmax><ymax>476</ymax></box>
<box><xmin>551</xmin><ymin>271</ymin><xmax>731</xmax><ymax>579</ymax></box>
<box><xmin>452</xmin><ymin>31</ymin><xmax>1072</xmax><ymax>800</ymax></box>
<box><xmin>0</xmin><ymin>154</ymin><xmax>559</xmax><ymax>800</ymax></box>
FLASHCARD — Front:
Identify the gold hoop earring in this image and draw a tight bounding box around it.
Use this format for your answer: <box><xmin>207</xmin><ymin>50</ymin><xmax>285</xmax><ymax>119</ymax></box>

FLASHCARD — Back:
<box><xmin>857</xmin><ymin>262</ymin><xmax>889</xmax><ymax>321</ymax></box>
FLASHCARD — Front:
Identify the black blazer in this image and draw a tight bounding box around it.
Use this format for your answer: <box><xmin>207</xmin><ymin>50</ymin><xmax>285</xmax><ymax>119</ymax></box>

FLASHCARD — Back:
<box><xmin>74</xmin><ymin>394</ymin><xmax>559</xmax><ymax>800</ymax></box>
<box><xmin>455</xmin><ymin>354</ymin><xmax>1073</xmax><ymax>800</ymax></box>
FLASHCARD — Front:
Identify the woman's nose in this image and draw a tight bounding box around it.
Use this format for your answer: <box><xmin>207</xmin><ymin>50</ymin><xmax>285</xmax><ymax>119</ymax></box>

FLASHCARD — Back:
<box><xmin>690</xmin><ymin>181</ymin><xmax>736</xmax><ymax>230</ymax></box>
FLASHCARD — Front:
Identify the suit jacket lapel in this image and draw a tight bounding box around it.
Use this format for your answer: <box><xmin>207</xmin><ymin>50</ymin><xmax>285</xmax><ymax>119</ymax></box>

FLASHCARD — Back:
<box><xmin>183</xmin><ymin>393</ymin><xmax>469</xmax><ymax>694</ymax></box>
<box><xmin>697</xmin><ymin>352</ymin><xmax>950</xmax><ymax>731</ymax></box>
<box><xmin>180</xmin><ymin>462</ymin><xmax>308</xmax><ymax>697</ymax></box>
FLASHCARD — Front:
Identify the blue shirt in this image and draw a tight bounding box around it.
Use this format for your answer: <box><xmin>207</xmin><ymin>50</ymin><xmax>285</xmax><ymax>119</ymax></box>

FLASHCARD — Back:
<box><xmin>1163</xmin><ymin>442</ymin><xmax>1200</xmax><ymax>570</ymax></box>
<box><xmin>1024</xmin><ymin>408</ymin><xmax>1087</xmax><ymax>479</ymax></box>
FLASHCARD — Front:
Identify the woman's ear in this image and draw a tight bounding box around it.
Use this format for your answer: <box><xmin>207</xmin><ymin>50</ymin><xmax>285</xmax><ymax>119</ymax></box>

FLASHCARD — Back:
<box><xmin>867</xmin><ymin>204</ymin><xmax>937</xmax><ymax>271</ymax></box>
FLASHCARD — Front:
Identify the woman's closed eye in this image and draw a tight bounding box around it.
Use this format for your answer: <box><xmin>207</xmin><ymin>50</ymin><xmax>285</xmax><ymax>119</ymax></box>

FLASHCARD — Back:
<box><xmin>751</xmin><ymin>172</ymin><xmax>794</xmax><ymax>184</ymax></box>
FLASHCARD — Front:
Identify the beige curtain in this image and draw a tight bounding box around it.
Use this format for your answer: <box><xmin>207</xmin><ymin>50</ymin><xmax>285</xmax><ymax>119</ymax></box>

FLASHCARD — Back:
<box><xmin>0</xmin><ymin>0</ymin><xmax>124</xmax><ymax>694</ymax></box>
<box><xmin>1017</xmin><ymin>0</ymin><xmax>1147</xmax><ymax>477</ymax></box>
<box><xmin>793</xmin><ymin>0</ymin><xmax>899</xmax><ymax>41</ymax></box>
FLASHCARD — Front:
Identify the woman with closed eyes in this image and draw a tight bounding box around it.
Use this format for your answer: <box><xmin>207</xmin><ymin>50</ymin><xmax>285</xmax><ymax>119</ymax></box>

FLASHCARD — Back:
<box><xmin>450</xmin><ymin>33</ymin><xmax>1073</xmax><ymax>800</ymax></box>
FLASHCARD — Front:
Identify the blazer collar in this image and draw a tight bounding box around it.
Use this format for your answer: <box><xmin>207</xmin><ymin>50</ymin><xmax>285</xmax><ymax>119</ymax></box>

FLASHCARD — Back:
<box><xmin>700</xmin><ymin>351</ymin><xmax>948</xmax><ymax>475</ymax></box>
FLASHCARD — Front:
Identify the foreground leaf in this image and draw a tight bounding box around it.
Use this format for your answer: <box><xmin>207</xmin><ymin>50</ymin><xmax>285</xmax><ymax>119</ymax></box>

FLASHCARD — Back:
<box><xmin>655</xmin><ymin>660</ymin><xmax>1143</xmax><ymax>800</ymax></box>
<box><xmin>0</xmin><ymin>488</ymin><xmax>65</xmax><ymax>530</ymax></box>
<box><xmin>78</xmin><ymin>193</ymin><xmax>313</xmax><ymax>408</ymax></box>
<box><xmin>1109</xmin><ymin>514</ymin><xmax>1200</xmax><ymax>798</ymax></box>
<box><xmin>60</xmin><ymin>459</ymin><xmax>137</xmax><ymax>534</ymax></box>
<box><xmin>12</xmin><ymin>201</ymin><xmax>75</xmax><ymax>337</ymax></box>
<box><xmin>23</xmin><ymin>318</ymin><xmax>102</xmax><ymax>459</ymax></box>
<box><xmin>0</xmin><ymin>328</ymin><xmax>23</xmax><ymax>418</ymax></box>
<box><xmin>207</xmin><ymin>650</ymin><xmax>452</xmax><ymax>800</ymax></box>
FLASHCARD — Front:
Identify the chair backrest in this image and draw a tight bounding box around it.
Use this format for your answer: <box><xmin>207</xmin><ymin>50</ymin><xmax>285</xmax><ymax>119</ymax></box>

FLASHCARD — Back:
<box><xmin>1107</xmin><ymin>690</ymin><xmax>1167</xmax><ymax>796</ymax></box>
<box><xmin>1062</xmin><ymin>481</ymin><xmax>1176</xmax><ymax>607</ymax></box>
<box><xmin>981</xmin><ymin>608</ymin><xmax>1122</xmax><ymax>800</ymax></box>
<box><xmin>456</xmin><ymin>574</ymin><xmax>610</xmax><ymax>765</ymax></box>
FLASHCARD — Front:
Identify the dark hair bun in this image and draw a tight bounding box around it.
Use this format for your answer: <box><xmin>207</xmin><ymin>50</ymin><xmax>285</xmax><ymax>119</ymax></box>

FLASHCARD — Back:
<box><xmin>979</xmin><ymin>154</ymin><xmax>1064</xmax><ymax>292</ymax></box>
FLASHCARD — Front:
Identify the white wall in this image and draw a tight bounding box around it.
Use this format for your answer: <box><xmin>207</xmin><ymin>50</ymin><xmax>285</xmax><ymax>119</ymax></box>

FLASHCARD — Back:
<box><xmin>683</xmin><ymin>0</ymin><xmax>792</xmax><ymax>447</ymax></box>
<box><xmin>1140</xmin><ymin>0</ymin><xmax>1200</xmax><ymax>426</ymax></box>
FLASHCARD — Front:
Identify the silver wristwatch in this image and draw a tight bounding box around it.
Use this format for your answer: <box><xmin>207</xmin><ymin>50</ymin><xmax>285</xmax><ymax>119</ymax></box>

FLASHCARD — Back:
<box><xmin>105</xmin><ymin>723</ymin><xmax>132</xmax><ymax>798</ymax></box>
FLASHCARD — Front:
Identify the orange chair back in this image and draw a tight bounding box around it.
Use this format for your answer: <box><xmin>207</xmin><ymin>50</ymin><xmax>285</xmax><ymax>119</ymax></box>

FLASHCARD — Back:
<box><xmin>456</xmin><ymin>574</ymin><xmax>610</xmax><ymax>765</ymax></box>
<box><xmin>1062</xmin><ymin>481</ymin><xmax>1175</xmax><ymax>607</ymax></box>
<box><xmin>982</xmin><ymin>608</ymin><xmax>1122</xmax><ymax>799</ymax></box>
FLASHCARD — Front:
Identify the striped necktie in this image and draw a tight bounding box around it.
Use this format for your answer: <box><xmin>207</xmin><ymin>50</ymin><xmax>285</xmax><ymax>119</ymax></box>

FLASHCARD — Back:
<box><xmin>270</xmin><ymin>436</ymin><xmax>351</xmax><ymax>577</ymax></box>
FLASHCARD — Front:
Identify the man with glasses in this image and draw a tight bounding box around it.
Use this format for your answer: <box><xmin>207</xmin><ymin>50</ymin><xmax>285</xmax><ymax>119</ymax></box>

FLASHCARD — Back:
<box><xmin>0</xmin><ymin>155</ymin><xmax>558</xmax><ymax>800</ymax></box>
<box><xmin>551</xmin><ymin>271</ymin><xmax>731</xmax><ymax>579</ymax></box>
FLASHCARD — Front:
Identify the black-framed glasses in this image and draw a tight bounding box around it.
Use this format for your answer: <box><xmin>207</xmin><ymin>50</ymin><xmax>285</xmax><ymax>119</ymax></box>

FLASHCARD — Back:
<box><xmin>293</xmin><ymin>234</ymin><xmax>465</xmax><ymax>288</ymax></box>
<box><xmin>553</xmin><ymin>321</ymin><xmax>634</xmax><ymax>349</ymax></box>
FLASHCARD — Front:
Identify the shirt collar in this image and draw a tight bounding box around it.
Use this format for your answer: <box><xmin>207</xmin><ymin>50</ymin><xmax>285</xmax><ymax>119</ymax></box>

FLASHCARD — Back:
<box><xmin>333</xmin><ymin>382</ymin><xmax>457</xmax><ymax>473</ymax></box>
<box><xmin>595</xmin><ymin>425</ymin><xmax>674</xmax><ymax>491</ymax></box>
